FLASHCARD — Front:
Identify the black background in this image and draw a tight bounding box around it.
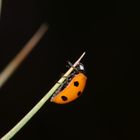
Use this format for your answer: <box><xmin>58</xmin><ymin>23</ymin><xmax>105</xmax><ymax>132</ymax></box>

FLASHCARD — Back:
<box><xmin>0</xmin><ymin>1</ymin><xmax>137</xmax><ymax>140</ymax></box>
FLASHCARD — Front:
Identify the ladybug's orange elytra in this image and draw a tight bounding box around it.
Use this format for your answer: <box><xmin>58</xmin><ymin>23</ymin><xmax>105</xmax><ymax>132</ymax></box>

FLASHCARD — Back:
<box><xmin>50</xmin><ymin>63</ymin><xmax>87</xmax><ymax>104</ymax></box>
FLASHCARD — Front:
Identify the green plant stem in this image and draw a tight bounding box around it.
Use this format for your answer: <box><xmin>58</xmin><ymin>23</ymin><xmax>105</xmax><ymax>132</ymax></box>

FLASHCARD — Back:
<box><xmin>0</xmin><ymin>52</ymin><xmax>85</xmax><ymax>140</ymax></box>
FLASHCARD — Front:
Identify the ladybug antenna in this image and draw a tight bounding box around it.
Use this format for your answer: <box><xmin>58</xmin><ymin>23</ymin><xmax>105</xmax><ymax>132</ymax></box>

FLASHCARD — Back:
<box><xmin>67</xmin><ymin>61</ymin><xmax>79</xmax><ymax>72</ymax></box>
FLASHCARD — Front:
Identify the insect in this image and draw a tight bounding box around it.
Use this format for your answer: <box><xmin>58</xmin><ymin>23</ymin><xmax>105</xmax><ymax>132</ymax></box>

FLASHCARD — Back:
<box><xmin>50</xmin><ymin>62</ymin><xmax>87</xmax><ymax>104</ymax></box>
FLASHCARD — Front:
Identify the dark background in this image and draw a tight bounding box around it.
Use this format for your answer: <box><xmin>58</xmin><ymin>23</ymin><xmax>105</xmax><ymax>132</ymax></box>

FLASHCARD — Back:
<box><xmin>0</xmin><ymin>0</ymin><xmax>137</xmax><ymax>140</ymax></box>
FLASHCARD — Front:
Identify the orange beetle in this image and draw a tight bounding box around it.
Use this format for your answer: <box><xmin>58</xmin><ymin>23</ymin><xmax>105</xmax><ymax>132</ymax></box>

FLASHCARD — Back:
<box><xmin>50</xmin><ymin>62</ymin><xmax>87</xmax><ymax>104</ymax></box>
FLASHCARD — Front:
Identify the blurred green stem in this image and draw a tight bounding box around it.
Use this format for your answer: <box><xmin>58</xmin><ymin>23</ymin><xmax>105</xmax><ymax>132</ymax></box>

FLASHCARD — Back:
<box><xmin>0</xmin><ymin>23</ymin><xmax>48</xmax><ymax>88</ymax></box>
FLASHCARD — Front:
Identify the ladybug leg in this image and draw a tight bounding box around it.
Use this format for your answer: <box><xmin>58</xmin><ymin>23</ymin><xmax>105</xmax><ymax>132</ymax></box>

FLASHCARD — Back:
<box><xmin>67</xmin><ymin>61</ymin><xmax>75</xmax><ymax>68</ymax></box>
<box><xmin>57</xmin><ymin>73</ymin><xmax>69</xmax><ymax>85</ymax></box>
<box><xmin>67</xmin><ymin>61</ymin><xmax>79</xmax><ymax>73</ymax></box>
<box><xmin>56</xmin><ymin>75</ymin><xmax>70</xmax><ymax>91</ymax></box>
<box><xmin>62</xmin><ymin>75</ymin><xmax>70</xmax><ymax>85</ymax></box>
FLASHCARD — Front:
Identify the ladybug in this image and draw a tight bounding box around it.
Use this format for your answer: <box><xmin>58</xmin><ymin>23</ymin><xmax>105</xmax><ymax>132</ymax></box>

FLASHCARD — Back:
<box><xmin>50</xmin><ymin>62</ymin><xmax>87</xmax><ymax>104</ymax></box>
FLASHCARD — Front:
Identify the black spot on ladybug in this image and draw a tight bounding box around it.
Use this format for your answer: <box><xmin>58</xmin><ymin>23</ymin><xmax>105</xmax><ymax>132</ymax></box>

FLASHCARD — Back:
<box><xmin>61</xmin><ymin>96</ymin><xmax>68</xmax><ymax>101</ymax></box>
<box><xmin>74</xmin><ymin>81</ymin><xmax>79</xmax><ymax>87</ymax></box>
<box><xmin>77</xmin><ymin>91</ymin><xmax>82</xmax><ymax>96</ymax></box>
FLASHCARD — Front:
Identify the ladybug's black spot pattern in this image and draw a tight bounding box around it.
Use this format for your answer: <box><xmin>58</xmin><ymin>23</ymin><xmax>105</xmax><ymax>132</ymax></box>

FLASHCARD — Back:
<box><xmin>77</xmin><ymin>91</ymin><xmax>82</xmax><ymax>96</ymax></box>
<box><xmin>61</xmin><ymin>96</ymin><xmax>68</xmax><ymax>101</ymax></box>
<box><xmin>74</xmin><ymin>81</ymin><xmax>79</xmax><ymax>87</ymax></box>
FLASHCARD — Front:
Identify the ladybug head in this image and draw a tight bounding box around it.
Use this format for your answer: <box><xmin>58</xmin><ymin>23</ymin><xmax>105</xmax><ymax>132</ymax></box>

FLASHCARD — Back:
<box><xmin>67</xmin><ymin>61</ymin><xmax>86</xmax><ymax>73</ymax></box>
<box><xmin>76</xmin><ymin>63</ymin><xmax>85</xmax><ymax>72</ymax></box>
